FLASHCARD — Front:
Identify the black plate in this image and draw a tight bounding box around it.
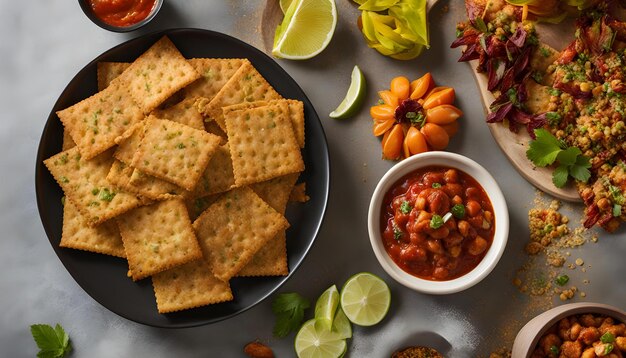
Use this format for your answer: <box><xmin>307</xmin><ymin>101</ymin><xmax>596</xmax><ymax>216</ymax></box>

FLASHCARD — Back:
<box><xmin>35</xmin><ymin>29</ymin><xmax>330</xmax><ymax>328</ymax></box>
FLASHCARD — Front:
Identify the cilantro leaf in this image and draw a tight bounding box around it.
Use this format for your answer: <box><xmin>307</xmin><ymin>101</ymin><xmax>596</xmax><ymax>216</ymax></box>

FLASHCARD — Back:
<box><xmin>552</xmin><ymin>165</ymin><xmax>570</xmax><ymax>188</ymax></box>
<box><xmin>556</xmin><ymin>147</ymin><xmax>581</xmax><ymax>166</ymax></box>
<box><xmin>272</xmin><ymin>293</ymin><xmax>310</xmax><ymax>338</ymax></box>
<box><xmin>30</xmin><ymin>324</ymin><xmax>71</xmax><ymax>358</ymax></box>
<box><xmin>526</xmin><ymin>129</ymin><xmax>563</xmax><ymax>167</ymax></box>
<box><xmin>569</xmin><ymin>155</ymin><xmax>591</xmax><ymax>182</ymax></box>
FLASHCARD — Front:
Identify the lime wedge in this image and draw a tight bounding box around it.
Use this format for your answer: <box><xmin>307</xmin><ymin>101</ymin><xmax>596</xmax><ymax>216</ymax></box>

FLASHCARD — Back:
<box><xmin>340</xmin><ymin>272</ymin><xmax>391</xmax><ymax>326</ymax></box>
<box><xmin>295</xmin><ymin>319</ymin><xmax>347</xmax><ymax>358</ymax></box>
<box><xmin>329</xmin><ymin>65</ymin><xmax>366</xmax><ymax>119</ymax></box>
<box><xmin>314</xmin><ymin>285</ymin><xmax>340</xmax><ymax>331</ymax></box>
<box><xmin>272</xmin><ymin>0</ymin><xmax>338</xmax><ymax>60</ymax></box>
<box><xmin>279</xmin><ymin>0</ymin><xmax>293</xmax><ymax>14</ymax></box>
<box><xmin>331</xmin><ymin>307</ymin><xmax>352</xmax><ymax>340</ymax></box>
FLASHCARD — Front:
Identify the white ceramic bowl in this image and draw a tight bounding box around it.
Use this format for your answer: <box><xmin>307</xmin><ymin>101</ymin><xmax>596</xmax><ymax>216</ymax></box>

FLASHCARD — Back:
<box><xmin>367</xmin><ymin>151</ymin><xmax>509</xmax><ymax>294</ymax></box>
<box><xmin>512</xmin><ymin>302</ymin><xmax>626</xmax><ymax>358</ymax></box>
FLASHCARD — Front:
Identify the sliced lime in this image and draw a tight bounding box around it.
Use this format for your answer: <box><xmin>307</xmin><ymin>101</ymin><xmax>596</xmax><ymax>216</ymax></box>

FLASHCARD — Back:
<box><xmin>279</xmin><ymin>0</ymin><xmax>293</xmax><ymax>14</ymax></box>
<box><xmin>295</xmin><ymin>319</ymin><xmax>347</xmax><ymax>358</ymax></box>
<box><xmin>329</xmin><ymin>65</ymin><xmax>367</xmax><ymax>119</ymax></box>
<box><xmin>340</xmin><ymin>272</ymin><xmax>391</xmax><ymax>326</ymax></box>
<box><xmin>331</xmin><ymin>307</ymin><xmax>352</xmax><ymax>340</ymax></box>
<box><xmin>314</xmin><ymin>285</ymin><xmax>339</xmax><ymax>331</ymax></box>
<box><xmin>272</xmin><ymin>0</ymin><xmax>338</xmax><ymax>60</ymax></box>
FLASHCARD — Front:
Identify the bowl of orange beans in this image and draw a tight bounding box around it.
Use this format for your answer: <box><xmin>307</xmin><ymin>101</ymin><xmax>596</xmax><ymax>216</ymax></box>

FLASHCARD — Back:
<box><xmin>512</xmin><ymin>302</ymin><xmax>626</xmax><ymax>358</ymax></box>
<box><xmin>371</xmin><ymin>73</ymin><xmax>463</xmax><ymax>160</ymax></box>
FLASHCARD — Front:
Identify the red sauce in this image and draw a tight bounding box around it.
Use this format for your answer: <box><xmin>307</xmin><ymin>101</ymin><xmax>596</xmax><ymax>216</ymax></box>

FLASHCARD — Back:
<box><xmin>89</xmin><ymin>0</ymin><xmax>157</xmax><ymax>27</ymax></box>
<box><xmin>380</xmin><ymin>166</ymin><xmax>495</xmax><ymax>281</ymax></box>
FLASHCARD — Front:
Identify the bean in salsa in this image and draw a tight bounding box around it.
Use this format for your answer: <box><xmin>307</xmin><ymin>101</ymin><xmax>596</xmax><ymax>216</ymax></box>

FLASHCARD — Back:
<box><xmin>380</xmin><ymin>166</ymin><xmax>495</xmax><ymax>281</ymax></box>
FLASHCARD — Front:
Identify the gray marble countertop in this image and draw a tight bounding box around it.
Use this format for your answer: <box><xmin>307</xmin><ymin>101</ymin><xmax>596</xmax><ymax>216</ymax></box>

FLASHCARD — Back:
<box><xmin>2</xmin><ymin>1</ymin><xmax>624</xmax><ymax>357</ymax></box>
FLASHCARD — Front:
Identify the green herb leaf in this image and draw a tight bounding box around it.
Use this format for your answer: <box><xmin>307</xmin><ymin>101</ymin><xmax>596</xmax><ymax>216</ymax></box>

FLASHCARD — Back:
<box><xmin>556</xmin><ymin>146</ymin><xmax>581</xmax><ymax>166</ymax></box>
<box><xmin>272</xmin><ymin>293</ymin><xmax>310</xmax><ymax>338</ymax></box>
<box><xmin>30</xmin><ymin>324</ymin><xmax>72</xmax><ymax>358</ymax></box>
<box><xmin>400</xmin><ymin>201</ymin><xmax>412</xmax><ymax>215</ymax></box>
<box><xmin>605</xmin><ymin>343</ymin><xmax>614</xmax><ymax>355</ymax></box>
<box><xmin>601</xmin><ymin>332</ymin><xmax>615</xmax><ymax>344</ymax></box>
<box><xmin>527</xmin><ymin>129</ymin><xmax>563</xmax><ymax>167</ymax></box>
<box><xmin>474</xmin><ymin>17</ymin><xmax>488</xmax><ymax>33</ymax></box>
<box><xmin>569</xmin><ymin>155</ymin><xmax>591</xmax><ymax>183</ymax></box>
<box><xmin>430</xmin><ymin>215</ymin><xmax>444</xmax><ymax>229</ymax></box>
<box><xmin>432</xmin><ymin>183</ymin><xmax>441</xmax><ymax>188</ymax></box>
<box><xmin>451</xmin><ymin>204</ymin><xmax>465</xmax><ymax>219</ymax></box>
<box><xmin>393</xmin><ymin>225</ymin><xmax>404</xmax><ymax>240</ymax></box>
<box><xmin>552</xmin><ymin>165</ymin><xmax>570</xmax><ymax>188</ymax></box>
<box><xmin>555</xmin><ymin>275</ymin><xmax>569</xmax><ymax>286</ymax></box>
<box><xmin>613</xmin><ymin>204</ymin><xmax>622</xmax><ymax>217</ymax></box>
<box><xmin>549</xmin><ymin>345</ymin><xmax>559</xmax><ymax>355</ymax></box>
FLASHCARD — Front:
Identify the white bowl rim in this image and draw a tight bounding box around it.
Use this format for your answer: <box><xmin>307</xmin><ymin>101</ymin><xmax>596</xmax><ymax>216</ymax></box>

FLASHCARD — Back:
<box><xmin>367</xmin><ymin>151</ymin><xmax>509</xmax><ymax>294</ymax></box>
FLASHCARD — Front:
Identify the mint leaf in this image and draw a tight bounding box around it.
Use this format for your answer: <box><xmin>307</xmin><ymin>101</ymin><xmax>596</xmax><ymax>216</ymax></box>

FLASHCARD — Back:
<box><xmin>553</xmin><ymin>165</ymin><xmax>570</xmax><ymax>188</ymax></box>
<box><xmin>526</xmin><ymin>129</ymin><xmax>563</xmax><ymax>167</ymax></box>
<box><xmin>30</xmin><ymin>324</ymin><xmax>71</xmax><ymax>358</ymax></box>
<box><xmin>556</xmin><ymin>147</ymin><xmax>581</xmax><ymax>166</ymax></box>
<box><xmin>272</xmin><ymin>293</ymin><xmax>310</xmax><ymax>338</ymax></box>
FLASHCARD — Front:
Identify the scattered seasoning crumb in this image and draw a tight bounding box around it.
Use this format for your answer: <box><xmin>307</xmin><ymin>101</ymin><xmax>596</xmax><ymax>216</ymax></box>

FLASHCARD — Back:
<box><xmin>582</xmin><ymin>267</ymin><xmax>587</xmax><ymax>273</ymax></box>
<box><xmin>580</xmin><ymin>292</ymin><xmax>587</xmax><ymax>298</ymax></box>
<box><xmin>575</xmin><ymin>258</ymin><xmax>584</xmax><ymax>266</ymax></box>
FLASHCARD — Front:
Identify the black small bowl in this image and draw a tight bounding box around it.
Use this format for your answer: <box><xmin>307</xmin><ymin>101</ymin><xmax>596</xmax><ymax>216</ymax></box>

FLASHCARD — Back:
<box><xmin>78</xmin><ymin>0</ymin><xmax>163</xmax><ymax>32</ymax></box>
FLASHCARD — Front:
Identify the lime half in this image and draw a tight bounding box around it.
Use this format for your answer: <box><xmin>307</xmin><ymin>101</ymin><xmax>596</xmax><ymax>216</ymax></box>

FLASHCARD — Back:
<box><xmin>272</xmin><ymin>0</ymin><xmax>338</xmax><ymax>60</ymax></box>
<box><xmin>329</xmin><ymin>65</ymin><xmax>366</xmax><ymax>119</ymax></box>
<box><xmin>315</xmin><ymin>285</ymin><xmax>340</xmax><ymax>331</ymax></box>
<box><xmin>331</xmin><ymin>307</ymin><xmax>352</xmax><ymax>340</ymax></box>
<box><xmin>340</xmin><ymin>272</ymin><xmax>391</xmax><ymax>326</ymax></box>
<box><xmin>295</xmin><ymin>319</ymin><xmax>347</xmax><ymax>358</ymax></box>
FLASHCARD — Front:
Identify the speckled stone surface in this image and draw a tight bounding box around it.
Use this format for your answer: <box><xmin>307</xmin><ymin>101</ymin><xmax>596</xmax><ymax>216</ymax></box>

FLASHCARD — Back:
<box><xmin>1</xmin><ymin>1</ymin><xmax>624</xmax><ymax>357</ymax></box>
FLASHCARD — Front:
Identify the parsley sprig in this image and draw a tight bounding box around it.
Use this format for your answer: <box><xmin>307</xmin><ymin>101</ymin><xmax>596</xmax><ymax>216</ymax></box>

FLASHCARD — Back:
<box><xmin>30</xmin><ymin>323</ymin><xmax>72</xmax><ymax>358</ymax></box>
<box><xmin>526</xmin><ymin>129</ymin><xmax>591</xmax><ymax>188</ymax></box>
<box><xmin>271</xmin><ymin>293</ymin><xmax>310</xmax><ymax>338</ymax></box>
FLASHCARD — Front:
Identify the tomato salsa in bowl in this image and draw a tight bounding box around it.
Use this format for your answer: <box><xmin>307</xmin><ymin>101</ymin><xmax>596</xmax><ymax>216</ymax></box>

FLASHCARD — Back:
<box><xmin>368</xmin><ymin>152</ymin><xmax>509</xmax><ymax>294</ymax></box>
<box><xmin>79</xmin><ymin>0</ymin><xmax>162</xmax><ymax>32</ymax></box>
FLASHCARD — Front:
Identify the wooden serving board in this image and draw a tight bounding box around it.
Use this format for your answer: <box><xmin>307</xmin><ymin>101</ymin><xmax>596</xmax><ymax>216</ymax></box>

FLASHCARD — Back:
<box><xmin>468</xmin><ymin>20</ymin><xmax>582</xmax><ymax>202</ymax></box>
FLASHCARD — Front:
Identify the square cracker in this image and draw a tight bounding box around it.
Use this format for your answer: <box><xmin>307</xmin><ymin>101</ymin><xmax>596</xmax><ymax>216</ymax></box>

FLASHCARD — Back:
<box><xmin>61</xmin><ymin>198</ymin><xmax>126</xmax><ymax>258</ymax></box>
<box><xmin>182</xmin><ymin>58</ymin><xmax>245</xmax><ymax>101</ymax></box>
<box><xmin>191</xmin><ymin>144</ymin><xmax>235</xmax><ymax>198</ymax></box>
<box><xmin>131</xmin><ymin>117</ymin><xmax>222</xmax><ymax>191</ymax></box>
<box><xmin>97</xmin><ymin>62</ymin><xmax>131</xmax><ymax>91</ymax></box>
<box><xmin>117</xmin><ymin>36</ymin><xmax>200</xmax><ymax>113</ymax></box>
<box><xmin>222</xmin><ymin>99</ymin><xmax>305</xmax><ymax>148</ymax></box>
<box><xmin>238</xmin><ymin>174</ymin><xmax>298</xmax><ymax>277</ymax></box>
<box><xmin>44</xmin><ymin>148</ymin><xmax>143</xmax><ymax>226</ymax></box>
<box><xmin>117</xmin><ymin>199</ymin><xmax>202</xmax><ymax>281</ymax></box>
<box><xmin>152</xmin><ymin>259</ymin><xmax>233</xmax><ymax>313</ymax></box>
<box><xmin>127</xmin><ymin>169</ymin><xmax>188</xmax><ymax>201</ymax></box>
<box><xmin>193</xmin><ymin>187</ymin><xmax>289</xmax><ymax>281</ymax></box>
<box><xmin>237</xmin><ymin>231</ymin><xmax>288</xmax><ymax>277</ymax></box>
<box><xmin>225</xmin><ymin>102</ymin><xmax>304</xmax><ymax>186</ymax></box>
<box><xmin>151</xmin><ymin>98</ymin><xmax>205</xmax><ymax>131</ymax></box>
<box><xmin>56</xmin><ymin>79</ymin><xmax>144</xmax><ymax>160</ymax></box>
<box><xmin>201</xmin><ymin>60</ymin><xmax>282</xmax><ymax>131</ymax></box>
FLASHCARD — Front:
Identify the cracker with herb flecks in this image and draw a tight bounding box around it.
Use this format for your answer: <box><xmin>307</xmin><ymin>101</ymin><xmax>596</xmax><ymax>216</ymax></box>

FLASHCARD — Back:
<box><xmin>193</xmin><ymin>187</ymin><xmax>289</xmax><ymax>282</ymax></box>
<box><xmin>57</xmin><ymin>80</ymin><xmax>144</xmax><ymax>160</ymax></box>
<box><xmin>117</xmin><ymin>36</ymin><xmax>200</xmax><ymax>113</ymax></box>
<box><xmin>152</xmin><ymin>259</ymin><xmax>233</xmax><ymax>313</ymax></box>
<box><xmin>191</xmin><ymin>144</ymin><xmax>235</xmax><ymax>198</ymax></box>
<box><xmin>44</xmin><ymin>148</ymin><xmax>143</xmax><ymax>226</ymax></box>
<box><xmin>183</xmin><ymin>58</ymin><xmax>245</xmax><ymax>101</ymax></box>
<box><xmin>131</xmin><ymin>117</ymin><xmax>221</xmax><ymax>191</ymax></box>
<box><xmin>151</xmin><ymin>98</ymin><xmax>205</xmax><ymax>131</ymax></box>
<box><xmin>201</xmin><ymin>60</ymin><xmax>282</xmax><ymax>131</ymax></box>
<box><xmin>117</xmin><ymin>199</ymin><xmax>202</xmax><ymax>281</ymax></box>
<box><xmin>106</xmin><ymin>159</ymin><xmax>134</xmax><ymax>190</ymax></box>
<box><xmin>126</xmin><ymin>168</ymin><xmax>188</xmax><ymax>201</ymax></box>
<box><xmin>61</xmin><ymin>198</ymin><xmax>126</xmax><ymax>258</ymax></box>
<box><xmin>225</xmin><ymin>102</ymin><xmax>304</xmax><ymax>186</ymax></box>
<box><xmin>238</xmin><ymin>173</ymin><xmax>299</xmax><ymax>277</ymax></box>
<box><xmin>222</xmin><ymin>99</ymin><xmax>305</xmax><ymax>148</ymax></box>
<box><xmin>289</xmin><ymin>182</ymin><xmax>309</xmax><ymax>203</ymax></box>
<box><xmin>97</xmin><ymin>62</ymin><xmax>131</xmax><ymax>91</ymax></box>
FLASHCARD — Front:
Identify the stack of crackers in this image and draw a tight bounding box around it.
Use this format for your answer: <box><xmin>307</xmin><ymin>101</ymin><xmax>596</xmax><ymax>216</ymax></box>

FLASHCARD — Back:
<box><xmin>44</xmin><ymin>36</ymin><xmax>308</xmax><ymax>314</ymax></box>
